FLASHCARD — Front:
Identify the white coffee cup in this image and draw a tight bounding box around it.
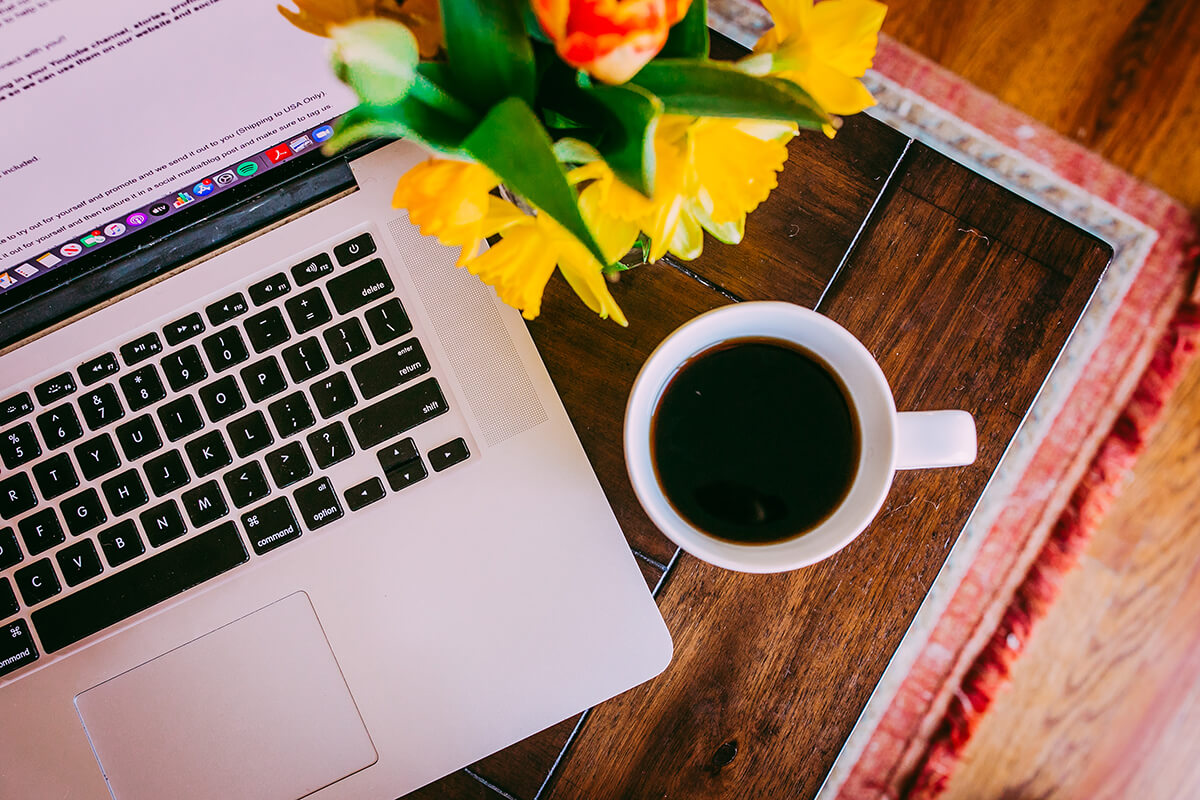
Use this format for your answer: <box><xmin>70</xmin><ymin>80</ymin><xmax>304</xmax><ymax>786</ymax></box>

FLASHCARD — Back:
<box><xmin>624</xmin><ymin>302</ymin><xmax>977</xmax><ymax>573</ymax></box>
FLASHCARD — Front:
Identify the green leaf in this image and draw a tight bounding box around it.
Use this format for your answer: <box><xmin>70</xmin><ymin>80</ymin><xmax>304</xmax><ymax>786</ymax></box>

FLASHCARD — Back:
<box><xmin>660</xmin><ymin>0</ymin><xmax>709</xmax><ymax>59</ymax></box>
<box><xmin>331</xmin><ymin>19</ymin><xmax>419</xmax><ymax>107</ymax></box>
<box><xmin>578</xmin><ymin>82</ymin><xmax>661</xmax><ymax>196</ymax></box>
<box><xmin>440</xmin><ymin>0</ymin><xmax>536</xmax><ymax>107</ymax></box>
<box><xmin>323</xmin><ymin>99</ymin><xmax>474</xmax><ymax>156</ymax></box>
<box><xmin>463</xmin><ymin>98</ymin><xmax>607</xmax><ymax>264</ymax></box>
<box><xmin>631</xmin><ymin>60</ymin><xmax>830</xmax><ymax>128</ymax></box>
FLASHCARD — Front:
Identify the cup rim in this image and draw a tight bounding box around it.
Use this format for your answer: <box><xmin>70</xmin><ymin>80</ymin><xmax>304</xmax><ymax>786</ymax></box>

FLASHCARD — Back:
<box><xmin>624</xmin><ymin>302</ymin><xmax>899</xmax><ymax>572</ymax></box>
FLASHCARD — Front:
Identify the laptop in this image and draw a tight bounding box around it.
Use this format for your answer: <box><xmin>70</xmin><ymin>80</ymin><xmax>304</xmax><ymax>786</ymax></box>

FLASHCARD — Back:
<box><xmin>0</xmin><ymin>3</ymin><xmax>672</xmax><ymax>798</ymax></box>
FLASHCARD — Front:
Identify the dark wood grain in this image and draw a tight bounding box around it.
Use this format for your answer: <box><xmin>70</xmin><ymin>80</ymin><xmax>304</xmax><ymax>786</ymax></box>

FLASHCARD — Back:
<box><xmin>662</xmin><ymin>113</ymin><xmax>911</xmax><ymax>304</ymax></box>
<box><xmin>541</xmin><ymin>143</ymin><xmax>1109</xmax><ymax>800</ymax></box>
<box><xmin>527</xmin><ymin>263</ymin><xmax>732</xmax><ymax>566</ymax></box>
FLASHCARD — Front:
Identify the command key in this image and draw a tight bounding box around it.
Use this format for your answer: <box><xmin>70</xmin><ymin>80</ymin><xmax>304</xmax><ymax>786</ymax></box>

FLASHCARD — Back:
<box><xmin>0</xmin><ymin>619</ymin><xmax>39</xmax><ymax>678</ymax></box>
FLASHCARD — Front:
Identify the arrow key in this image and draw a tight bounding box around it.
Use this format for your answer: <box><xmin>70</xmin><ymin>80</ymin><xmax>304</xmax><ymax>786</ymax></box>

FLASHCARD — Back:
<box><xmin>345</xmin><ymin>477</ymin><xmax>385</xmax><ymax>511</ymax></box>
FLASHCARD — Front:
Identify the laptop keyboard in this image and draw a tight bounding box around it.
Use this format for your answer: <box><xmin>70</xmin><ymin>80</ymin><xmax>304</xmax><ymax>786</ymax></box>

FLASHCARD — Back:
<box><xmin>0</xmin><ymin>231</ymin><xmax>472</xmax><ymax>677</ymax></box>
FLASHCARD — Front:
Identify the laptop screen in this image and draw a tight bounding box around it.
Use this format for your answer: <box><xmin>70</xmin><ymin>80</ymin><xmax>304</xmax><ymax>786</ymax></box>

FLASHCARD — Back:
<box><xmin>0</xmin><ymin>0</ymin><xmax>357</xmax><ymax>297</ymax></box>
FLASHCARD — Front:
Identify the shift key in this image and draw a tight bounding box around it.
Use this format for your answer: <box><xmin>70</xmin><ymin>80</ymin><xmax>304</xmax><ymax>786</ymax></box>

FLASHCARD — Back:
<box><xmin>349</xmin><ymin>378</ymin><xmax>448</xmax><ymax>449</ymax></box>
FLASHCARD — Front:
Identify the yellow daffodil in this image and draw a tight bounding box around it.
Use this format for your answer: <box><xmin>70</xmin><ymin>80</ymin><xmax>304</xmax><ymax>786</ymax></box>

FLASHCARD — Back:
<box><xmin>574</xmin><ymin>115</ymin><xmax>796</xmax><ymax>262</ymax></box>
<box><xmin>741</xmin><ymin>0</ymin><xmax>885</xmax><ymax>134</ymax></box>
<box><xmin>279</xmin><ymin>0</ymin><xmax>444</xmax><ymax>57</ymax></box>
<box><xmin>466</xmin><ymin>213</ymin><xmax>628</xmax><ymax>325</ymax></box>
<box><xmin>392</xmin><ymin>158</ymin><xmax>627</xmax><ymax>325</ymax></box>
<box><xmin>392</xmin><ymin>158</ymin><xmax>500</xmax><ymax>265</ymax></box>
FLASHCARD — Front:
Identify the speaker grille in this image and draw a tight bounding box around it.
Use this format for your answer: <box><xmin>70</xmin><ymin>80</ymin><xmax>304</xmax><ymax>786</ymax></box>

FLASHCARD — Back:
<box><xmin>389</xmin><ymin>217</ymin><xmax>547</xmax><ymax>447</ymax></box>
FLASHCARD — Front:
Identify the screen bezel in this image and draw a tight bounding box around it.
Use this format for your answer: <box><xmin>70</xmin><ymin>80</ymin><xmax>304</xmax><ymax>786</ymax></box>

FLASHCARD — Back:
<box><xmin>0</xmin><ymin>137</ymin><xmax>384</xmax><ymax>349</ymax></box>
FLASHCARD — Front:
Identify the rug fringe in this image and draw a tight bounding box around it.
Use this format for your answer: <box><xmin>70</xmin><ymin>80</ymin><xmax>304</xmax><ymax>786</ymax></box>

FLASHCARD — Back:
<box><xmin>903</xmin><ymin>243</ymin><xmax>1200</xmax><ymax>799</ymax></box>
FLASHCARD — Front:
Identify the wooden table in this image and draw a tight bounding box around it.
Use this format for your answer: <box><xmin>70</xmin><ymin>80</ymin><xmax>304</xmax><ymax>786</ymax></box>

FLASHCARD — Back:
<box><xmin>407</xmin><ymin>43</ymin><xmax>1111</xmax><ymax>800</ymax></box>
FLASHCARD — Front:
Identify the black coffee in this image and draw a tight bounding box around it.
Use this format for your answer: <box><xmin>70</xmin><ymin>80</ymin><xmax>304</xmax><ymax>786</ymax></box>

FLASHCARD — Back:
<box><xmin>650</xmin><ymin>338</ymin><xmax>860</xmax><ymax>544</ymax></box>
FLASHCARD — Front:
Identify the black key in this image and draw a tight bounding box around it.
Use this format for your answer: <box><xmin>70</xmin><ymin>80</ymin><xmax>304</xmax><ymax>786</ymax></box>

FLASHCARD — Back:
<box><xmin>79</xmin><ymin>384</ymin><xmax>126</xmax><ymax>430</ymax></box>
<box><xmin>32</xmin><ymin>453</ymin><xmax>78</xmax><ymax>501</ymax></box>
<box><xmin>429</xmin><ymin>438</ymin><xmax>471</xmax><ymax>472</ymax></box>
<box><xmin>158</xmin><ymin>396</ymin><xmax>204</xmax><ymax>442</ymax></box>
<box><xmin>115</xmin><ymin>414</ymin><xmax>163</xmax><ymax>461</ymax></box>
<box><xmin>351</xmin><ymin>338</ymin><xmax>430</xmax><ymax>400</ymax></box>
<box><xmin>181</xmin><ymin>481</ymin><xmax>229</xmax><ymax>528</ymax></box>
<box><xmin>120</xmin><ymin>332</ymin><xmax>163</xmax><ymax>366</ymax></box>
<box><xmin>0</xmin><ymin>474</ymin><xmax>36</xmax><ymax>520</ymax></box>
<box><xmin>0</xmin><ymin>619</ymin><xmax>37</xmax><ymax>676</ymax></box>
<box><xmin>364</xmin><ymin>298</ymin><xmax>412</xmax><ymax>345</ymax></box>
<box><xmin>307</xmin><ymin>423</ymin><xmax>354</xmax><ymax>469</ymax></box>
<box><xmin>0</xmin><ymin>422</ymin><xmax>40</xmax><ymax>469</ymax></box>
<box><xmin>61</xmin><ymin>488</ymin><xmax>107</xmax><ymax>536</ymax></box>
<box><xmin>0</xmin><ymin>527</ymin><xmax>22</xmax><ymax>570</ymax></box>
<box><xmin>0</xmin><ymin>578</ymin><xmax>16</xmax><ymax>617</ymax></box>
<box><xmin>323</xmin><ymin>318</ymin><xmax>371</xmax><ymax>365</ymax></box>
<box><xmin>242</xmin><ymin>497</ymin><xmax>301</xmax><ymax>555</ymax></box>
<box><xmin>249</xmin><ymin>273</ymin><xmax>291</xmax><ymax>306</ymax></box>
<box><xmin>206</xmin><ymin>292</ymin><xmax>248</xmax><ymax>326</ymax></box>
<box><xmin>101</xmin><ymin>469</ymin><xmax>149</xmax><ymax>517</ymax></box>
<box><xmin>161</xmin><ymin>346</ymin><xmax>208</xmax><ymax>392</ymax></box>
<box><xmin>164</xmin><ymin>312</ymin><xmax>206</xmax><ymax>346</ymax></box>
<box><xmin>268</xmin><ymin>392</ymin><xmax>315</xmax><ymax>439</ymax></box>
<box><xmin>202</xmin><ymin>327</ymin><xmax>249</xmax><ymax>373</ymax></box>
<box><xmin>334</xmin><ymin>232</ymin><xmax>376</xmax><ymax>266</ymax></box>
<box><xmin>291</xmin><ymin>252</ymin><xmax>334</xmax><ymax>286</ymax></box>
<box><xmin>385</xmin><ymin>457</ymin><xmax>426</xmax><ymax>492</ymax></box>
<box><xmin>74</xmin><ymin>435</ymin><xmax>121</xmax><ymax>481</ymax></box>
<box><xmin>36</xmin><ymin>404</ymin><xmax>83</xmax><ymax>450</ymax></box>
<box><xmin>224</xmin><ymin>462</ymin><xmax>271</xmax><ymax>509</ymax></box>
<box><xmin>328</xmin><ymin>259</ymin><xmax>394</xmax><ymax>315</ymax></box>
<box><xmin>31</xmin><ymin>522</ymin><xmax>248</xmax><ymax>654</ymax></box>
<box><xmin>78</xmin><ymin>353</ymin><xmax>119</xmax><ymax>386</ymax></box>
<box><xmin>345</xmin><ymin>478</ymin><xmax>385</xmax><ymax>511</ymax></box>
<box><xmin>144</xmin><ymin>450</ymin><xmax>191</xmax><ymax>497</ymax></box>
<box><xmin>57</xmin><ymin>540</ymin><xmax>103</xmax><ymax>587</ymax></box>
<box><xmin>227</xmin><ymin>411</ymin><xmax>274</xmax><ymax>458</ymax></box>
<box><xmin>349</xmin><ymin>377</ymin><xmax>448</xmax><ymax>449</ymax></box>
<box><xmin>185</xmin><ymin>431</ymin><xmax>232</xmax><ymax>478</ymax></box>
<box><xmin>199</xmin><ymin>376</ymin><xmax>245</xmax><ymax>423</ymax></box>
<box><xmin>98</xmin><ymin>520</ymin><xmax>144</xmax><ymax>568</ymax></box>
<box><xmin>377</xmin><ymin>438</ymin><xmax>418</xmax><ymax>473</ymax></box>
<box><xmin>139</xmin><ymin>500</ymin><xmax>187</xmax><ymax>547</ymax></box>
<box><xmin>310</xmin><ymin>372</ymin><xmax>357</xmax><ymax>419</ymax></box>
<box><xmin>284</xmin><ymin>288</ymin><xmax>332</xmax><ymax>335</ymax></box>
<box><xmin>294</xmin><ymin>477</ymin><xmax>343</xmax><ymax>531</ymax></box>
<box><xmin>15</xmin><ymin>559</ymin><xmax>60</xmax><ymax>606</ymax></box>
<box><xmin>282</xmin><ymin>338</ymin><xmax>329</xmax><ymax>384</ymax></box>
<box><xmin>265</xmin><ymin>442</ymin><xmax>311</xmax><ymax>489</ymax></box>
<box><xmin>0</xmin><ymin>392</ymin><xmax>34</xmax><ymax>425</ymax></box>
<box><xmin>18</xmin><ymin>509</ymin><xmax>65</xmax><ymax>556</ymax></box>
<box><xmin>34</xmin><ymin>372</ymin><xmax>77</xmax><ymax>405</ymax></box>
<box><xmin>244</xmin><ymin>307</ymin><xmax>292</xmax><ymax>354</ymax></box>
<box><xmin>119</xmin><ymin>364</ymin><xmax>166</xmax><ymax>412</ymax></box>
<box><xmin>240</xmin><ymin>357</ymin><xmax>287</xmax><ymax>403</ymax></box>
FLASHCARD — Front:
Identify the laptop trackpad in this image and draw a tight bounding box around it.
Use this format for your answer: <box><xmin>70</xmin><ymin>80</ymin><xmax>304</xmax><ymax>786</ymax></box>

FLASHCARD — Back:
<box><xmin>75</xmin><ymin>592</ymin><xmax>377</xmax><ymax>800</ymax></box>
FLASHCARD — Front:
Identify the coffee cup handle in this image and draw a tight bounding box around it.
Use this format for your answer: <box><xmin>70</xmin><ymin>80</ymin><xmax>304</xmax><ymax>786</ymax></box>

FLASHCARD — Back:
<box><xmin>894</xmin><ymin>411</ymin><xmax>977</xmax><ymax>470</ymax></box>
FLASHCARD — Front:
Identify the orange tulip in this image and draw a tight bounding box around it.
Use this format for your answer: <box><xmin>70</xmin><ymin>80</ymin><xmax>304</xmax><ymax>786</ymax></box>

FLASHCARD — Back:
<box><xmin>532</xmin><ymin>0</ymin><xmax>693</xmax><ymax>84</ymax></box>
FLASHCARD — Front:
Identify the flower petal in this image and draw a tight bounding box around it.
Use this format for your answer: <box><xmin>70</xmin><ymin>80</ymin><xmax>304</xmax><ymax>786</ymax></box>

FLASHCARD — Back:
<box><xmin>808</xmin><ymin>0</ymin><xmax>886</xmax><ymax>78</ymax></box>
<box><xmin>464</xmin><ymin>224</ymin><xmax>558</xmax><ymax>320</ymax></box>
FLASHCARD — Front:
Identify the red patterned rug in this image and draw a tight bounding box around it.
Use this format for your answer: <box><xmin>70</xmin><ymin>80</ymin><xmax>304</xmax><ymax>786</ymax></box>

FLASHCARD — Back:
<box><xmin>708</xmin><ymin>5</ymin><xmax>1199</xmax><ymax>798</ymax></box>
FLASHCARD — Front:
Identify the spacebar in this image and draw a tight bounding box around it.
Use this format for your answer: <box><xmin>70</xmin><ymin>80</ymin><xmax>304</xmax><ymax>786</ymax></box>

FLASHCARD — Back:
<box><xmin>31</xmin><ymin>523</ymin><xmax>249</xmax><ymax>654</ymax></box>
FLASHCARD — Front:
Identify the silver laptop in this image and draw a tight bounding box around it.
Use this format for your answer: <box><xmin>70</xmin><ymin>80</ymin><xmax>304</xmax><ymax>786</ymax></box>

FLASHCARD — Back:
<box><xmin>0</xmin><ymin>3</ymin><xmax>672</xmax><ymax>798</ymax></box>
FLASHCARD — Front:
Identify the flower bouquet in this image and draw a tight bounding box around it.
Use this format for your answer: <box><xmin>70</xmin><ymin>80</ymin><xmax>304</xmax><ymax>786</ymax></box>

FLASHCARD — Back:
<box><xmin>280</xmin><ymin>0</ymin><xmax>886</xmax><ymax>325</ymax></box>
